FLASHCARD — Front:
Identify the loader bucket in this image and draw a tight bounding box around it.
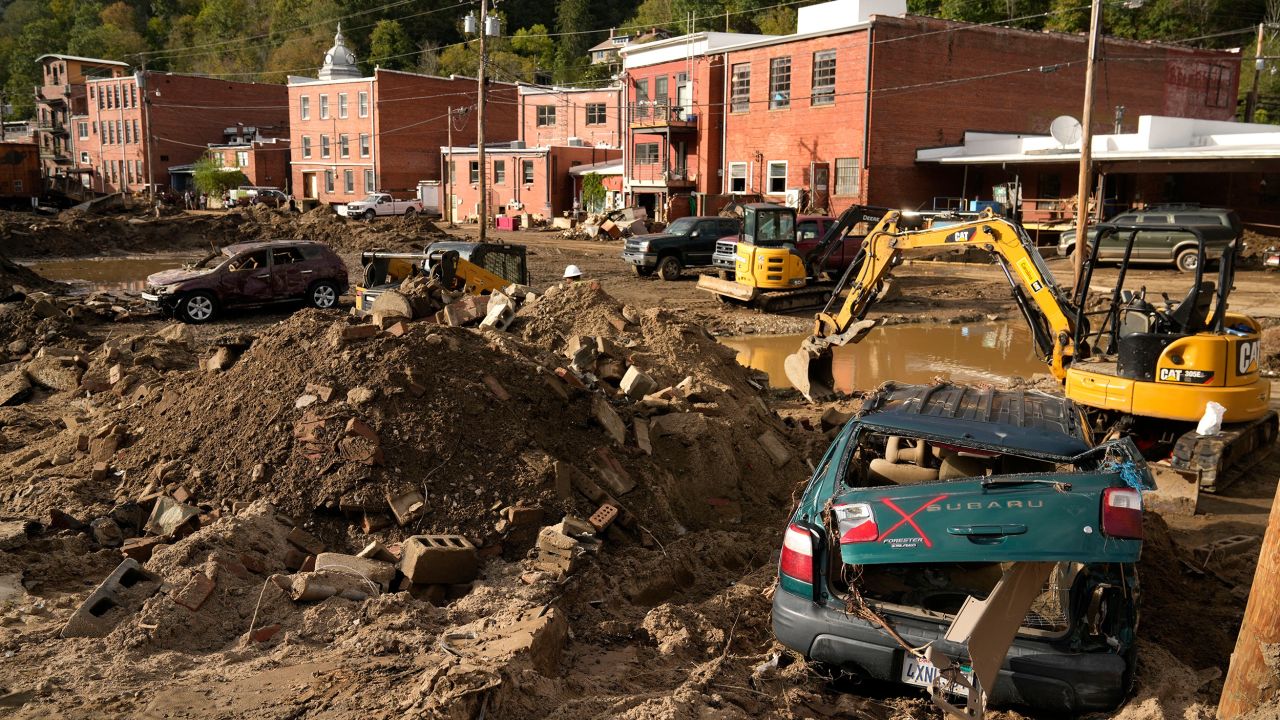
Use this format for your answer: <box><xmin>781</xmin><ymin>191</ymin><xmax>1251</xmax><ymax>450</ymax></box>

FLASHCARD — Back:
<box><xmin>785</xmin><ymin>346</ymin><xmax>835</xmax><ymax>402</ymax></box>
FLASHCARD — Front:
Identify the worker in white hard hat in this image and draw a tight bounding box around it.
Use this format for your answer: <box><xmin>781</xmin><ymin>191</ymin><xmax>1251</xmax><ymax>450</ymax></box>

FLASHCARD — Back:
<box><xmin>563</xmin><ymin>264</ymin><xmax>583</xmax><ymax>283</ymax></box>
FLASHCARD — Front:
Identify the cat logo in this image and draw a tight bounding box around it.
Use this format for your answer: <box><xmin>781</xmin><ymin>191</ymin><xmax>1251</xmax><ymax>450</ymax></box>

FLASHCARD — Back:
<box><xmin>946</xmin><ymin>229</ymin><xmax>973</xmax><ymax>243</ymax></box>
<box><xmin>1238</xmin><ymin>340</ymin><xmax>1259</xmax><ymax>375</ymax></box>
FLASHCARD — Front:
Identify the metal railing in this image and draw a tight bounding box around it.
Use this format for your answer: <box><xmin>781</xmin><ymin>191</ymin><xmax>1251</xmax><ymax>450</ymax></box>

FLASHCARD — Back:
<box><xmin>629</xmin><ymin>101</ymin><xmax>696</xmax><ymax>128</ymax></box>
<box><xmin>629</xmin><ymin>164</ymin><xmax>694</xmax><ymax>185</ymax></box>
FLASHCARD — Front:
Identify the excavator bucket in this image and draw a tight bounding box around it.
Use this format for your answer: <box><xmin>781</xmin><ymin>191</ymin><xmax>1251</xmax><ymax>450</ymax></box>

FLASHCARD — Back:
<box><xmin>784</xmin><ymin>319</ymin><xmax>879</xmax><ymax>402</ymax></box>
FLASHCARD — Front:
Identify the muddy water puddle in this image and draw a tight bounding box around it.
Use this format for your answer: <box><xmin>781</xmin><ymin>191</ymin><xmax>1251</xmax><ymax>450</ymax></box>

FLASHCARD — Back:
<box><xmin>23</xmin><ymin>255</ymin><xmax>198</xmax><ymax>294</ymax></box>
<box><xmin>721</xmin><ymin>323</ymin><xmax>1044</xmax><ymax>393</ymax></box>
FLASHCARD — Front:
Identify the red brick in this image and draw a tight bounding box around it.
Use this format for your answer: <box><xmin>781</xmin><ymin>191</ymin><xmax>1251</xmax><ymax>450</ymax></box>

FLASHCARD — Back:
<box><xmin>344</xmin><ymin>417</ymin><xmax>379</xmax><ymax>443</ymax></box>
<box><xmin>483</xmin><ymin>375</ymin><xmax>510</xmax><ymax>401</ymax></box>
<box><xmin>251</xmin><ymin>623</ymin><xmax>281</xmax><ymax>643</ymax></box>
<box><xmin>341</xmin><ymin>324</ymin><xmax>378</xmax><ymax>341</ymax></box>
<box><xmin>172</xmin><ymin>574</ymin><xmax>215</xmax><ymax>611</ymax></box>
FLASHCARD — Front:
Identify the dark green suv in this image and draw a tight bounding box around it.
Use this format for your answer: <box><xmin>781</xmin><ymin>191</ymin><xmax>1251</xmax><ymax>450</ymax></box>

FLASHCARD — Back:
<box><xmin>774</xmin><ymin>382</ymin><xmax>1152</xmax><ymax>715</ymax></box>
<box><xmin>1058</xmin><ymin>207</ymin><xmax>1242</xmax><ymax>272</ymax></box>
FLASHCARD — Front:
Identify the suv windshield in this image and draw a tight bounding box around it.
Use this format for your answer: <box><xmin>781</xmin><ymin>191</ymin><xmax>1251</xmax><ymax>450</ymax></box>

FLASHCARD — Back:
<box><xmin>666</xmin><ymin>217</ymin><xmax>698</xmax><ymax>235</ymax></box>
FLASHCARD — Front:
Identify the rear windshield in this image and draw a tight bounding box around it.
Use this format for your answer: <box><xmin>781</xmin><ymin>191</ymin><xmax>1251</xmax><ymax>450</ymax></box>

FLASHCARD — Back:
<box><xmin>1174</xmin><ymin>213</ymin><xmax>1227</xmax><ymax>227</ymax></box>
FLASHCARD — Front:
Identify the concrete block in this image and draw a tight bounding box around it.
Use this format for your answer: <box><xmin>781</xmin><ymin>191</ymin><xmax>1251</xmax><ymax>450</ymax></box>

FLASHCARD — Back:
<box><xmin>386</xmin><ymin>488</ymin><xmax>425</xmax><ymax>526</ymax></box>
<box><xmin>620</xmin><ymin>366</ymin><xmax>658</xmax><ymax>400</ymax></box>
<box><xmin>61</xmin><ymin>559</ymin><xmax>162</xmax><ymax>638</ymax></box>
<box><xmin>315</xmin><ymin>552</ymin><xmax>396</xmax><ymax>591</ymax></box>
<box><xmin>400</xmin><ymin>535</ymin><xmax>478</xmax><ymax>585</ymax></box>
<box><xmin>633</xmin><ymin>418</ymin><xmax>652</xmax><ymax>455</ymax></box>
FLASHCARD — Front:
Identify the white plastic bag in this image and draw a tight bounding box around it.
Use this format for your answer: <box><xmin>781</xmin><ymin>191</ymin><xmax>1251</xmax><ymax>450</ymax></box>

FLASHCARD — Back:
<box><xmin>1196</xmin><ymin>401</ymin><xmax>1226</xmax><ymax>436</ymax></box>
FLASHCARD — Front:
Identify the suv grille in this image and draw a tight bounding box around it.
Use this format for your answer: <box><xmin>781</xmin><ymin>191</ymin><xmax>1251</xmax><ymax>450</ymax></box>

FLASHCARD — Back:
<box><xmin>715</xmin><ymin>240</ymin><xmax>736</xmax><ymax>256</ymax></box>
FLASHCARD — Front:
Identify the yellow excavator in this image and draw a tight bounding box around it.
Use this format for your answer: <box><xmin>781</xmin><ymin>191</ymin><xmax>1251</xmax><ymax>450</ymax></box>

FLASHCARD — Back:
<box><xmin>356</xmin><ymin>241</ymin><xmax>528</xmax><ymax>313</ymax></box>
<box><xmin>784</xmin><ymin>208</ymin><xmax>1276</xmax><ymax>491</ymax></box>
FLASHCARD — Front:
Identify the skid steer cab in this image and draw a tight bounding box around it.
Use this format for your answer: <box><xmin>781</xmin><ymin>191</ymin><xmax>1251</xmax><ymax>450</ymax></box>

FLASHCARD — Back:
<box><xmin>356</xmin><ymin>242</ymin><xmax>528</xmax><ymax>313</ymax></box>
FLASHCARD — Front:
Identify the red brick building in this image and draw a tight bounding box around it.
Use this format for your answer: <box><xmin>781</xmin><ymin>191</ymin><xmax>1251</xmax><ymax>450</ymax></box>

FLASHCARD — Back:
<box><xmin>33</xmin><ymin>54</ymin><xmax>129</xmax><ymax>185</ymax></box>
<box><xmin>622</xmin><ymin>0</ymin><xmax>1242</xmax><ymax>219</ymax></box>
<box><xmin>518</xmin><ymin>85</ymin><xmax>623</xmax><ymax>148</ymax></box>
<box><xmin>441</xmin><ymin>144</ymin><xmax>621</xmax><ymax>221</ymax></box>
<box><xmin>205</xmin><ymin>136</ymin><xmax>291</xmax><ymax>190</ymax></box>
<box><xmin>0</xmin><ymin>141</ymin><xmax>42</xmax><ymax>207</ymax></box>
<box><xmin>288</xmin><ymin>27</ymin><xmax>518</xmax><ymax>207</ymax></box>
<box><xmin>80</xmin><ymin>73</ymin><xmax>287</xmax><ymax>194</ymax></box>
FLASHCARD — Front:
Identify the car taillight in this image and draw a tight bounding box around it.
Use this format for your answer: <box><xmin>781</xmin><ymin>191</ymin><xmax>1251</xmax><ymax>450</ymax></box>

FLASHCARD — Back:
<box><xmin>779</xmin><ymin>523</ymin><xmax>815</xmax><ymax>595</ymax></box>
<box><xmin>1101</xmin><ymin>488</ymin><xmax>1143</xmax><ymax>539</ymax></box>
<box><xmin>834</xmin><ymin>503</ymin><xmax>878</xmax><ymax>543</ymax></box>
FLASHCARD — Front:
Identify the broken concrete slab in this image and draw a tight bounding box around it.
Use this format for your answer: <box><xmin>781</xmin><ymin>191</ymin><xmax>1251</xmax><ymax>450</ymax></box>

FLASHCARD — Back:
<box><xmin>144</xmin><ymin>496</ymin><xmax>200</xmax><ymax>537</ymax></box>
<box><xmin>647</xmin><ymin>412</ymin><xmax>710</xmax><ymax>442</ymax></box>
<box><xmin>206</xmin><ymin>346</ymin><xmax>236</xmax><ymax>372</ymax></box>
<box><xmin>289</xmin><ymin>571</ymin><xmax>374</xmax><ymax>602</ymax></box>
<box><xmin>469</xmin><ymin>607</ymin><xmax>569</xmax><ymax>677</ymax></box>
<box><xmin>356</xmin><ymin>540</ymin><xmax>397</xmax><ymax>564</ymax></box>
<box><xmin>591</xmin><ymin>395</ymin><xmax>627</xmax><ymax>445</ymax></box>
<box><xmin>60</xmin><ymin>559</ymin><xmax>163</xmax><ymax>638</ymax></box>
<box><xmin>0</xmin><ymin>370</ymin><xmax>32</xmax><ymax>406</ymax></box>
<box><xmin>24</xmin><ymin>355</ymin><xmax>84</xmax><ymax>392</ymax></box>
<box><xmin>399</xmin><ymin>535</ymin><xmax>478</xmax><ymax>585</ymax></box>
<box><xmin>305</xmin><ymin>383</ymin><xmax>335</xmax><ymax>402</ymax></box>
<box><xmin>285</xmin><ymin>526</ymin><xmax>326</xmax><ymax>555</ymax></box>
<box><xmin>314</xmin><ymin>552</ymin><xmax>396</xmax><ymax>591</ymax></box>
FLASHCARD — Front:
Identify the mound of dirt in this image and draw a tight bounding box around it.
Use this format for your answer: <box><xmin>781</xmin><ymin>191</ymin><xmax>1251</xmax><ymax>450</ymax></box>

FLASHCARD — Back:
<box><xmin>1262</xmin><ymin>325</ymin><xmax>1280</xmax><ymax>375</ymax></box>
<box><xmin>0</xmin><ymin>253</ymin><xmax>62</xmax><ymax>300</ymax></box>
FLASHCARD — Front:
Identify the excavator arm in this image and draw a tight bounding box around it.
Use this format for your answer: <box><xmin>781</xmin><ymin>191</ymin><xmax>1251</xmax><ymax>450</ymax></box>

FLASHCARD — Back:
<box><xmin>785</xmin><ymin>209</ymin><xmax>1082</xmax><ymax>400</ymax></box>
<box><xmin>804</xmin><ymin>204</ymin><xmax>895</xmax><ymax>278</ymax></box>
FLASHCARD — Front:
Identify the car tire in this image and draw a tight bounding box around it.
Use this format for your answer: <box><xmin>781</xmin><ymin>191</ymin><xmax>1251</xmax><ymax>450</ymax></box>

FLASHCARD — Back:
<box><xmin>176</xmin><ymin>291</ymin><xmax>218</xmax><ymax>324</ymax></box>
<box><xmin>403</xmin><ymin>207</ymin><xmax>417</xmax><ymax>218</ymax></box>
<box><xmin>632</xmin><ymin>265</ymin><xmax>654</xmax><ymax>277</ymax></box>
<box><xmin>1175</xmin><ymin>248</ymin><xmax>1199</xmax><ymax>273</ymax></box>
<box><xmin>657</xmin><ymin>255</ymin><xmax>682</xmax><ymax>281</ymax></box>
<box><xmin>363</xmin><ymin>209</ymin><xmax>376</xmax><ymax>221</ymax></box>
<box><xmin>308</xmin><ymin>280</ymin><xmax>340</xmax><ymax>309</ymax></box>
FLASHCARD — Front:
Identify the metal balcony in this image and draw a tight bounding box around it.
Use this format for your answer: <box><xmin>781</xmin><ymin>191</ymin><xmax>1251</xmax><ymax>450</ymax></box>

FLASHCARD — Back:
<box><xmin>629</xmin><ymin>102</ymin><xmax>697</xmax><ymax>132</ymax></box>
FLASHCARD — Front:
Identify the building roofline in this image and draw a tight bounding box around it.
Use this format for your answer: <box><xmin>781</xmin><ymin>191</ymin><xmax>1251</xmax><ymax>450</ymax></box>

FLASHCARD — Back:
<box><xmin>518</xmin><ymin>83</ymin><xmax>621</xmax><ymax>95</ymax></box>
<box><xmin>36</xmin><ymin>53</ymin><xmax>130</xmax><ymax>67</ymax></box>
<box><xmin>619</xmin><ymin>31</ymin><xmax>775</xmax><ymax>59</ymax></box>
<box><xmin>720</xmin><ymin>20</ymin><xmax>874</xmax><ymax>52</ymax></box>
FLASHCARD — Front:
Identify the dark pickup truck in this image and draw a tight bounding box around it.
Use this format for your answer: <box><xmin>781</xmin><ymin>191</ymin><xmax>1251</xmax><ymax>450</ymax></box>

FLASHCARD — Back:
<box><xmin>622</xmin><ymin>216</ymin><xmax>742</xmax><ymax>280</ymax></box>
<box><xmin>712</xmin><ymin>215</ymin><xmax>859</xmax><ymax>276</ymax></box>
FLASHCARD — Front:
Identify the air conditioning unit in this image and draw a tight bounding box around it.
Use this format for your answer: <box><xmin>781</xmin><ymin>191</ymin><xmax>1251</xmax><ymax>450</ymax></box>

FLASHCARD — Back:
<box><xmin>567</xmin><ymin>137</ymin><xmax>584</xmax><ymax>147</ymax></box>
<box><xmin>784</xmin><ymin>188</ymin><xmax>802</xmax><ymax>208</ymax></box>
<box><xmin>509</xmin><ymin>140</ymin><xmax>526</xmax><ymax>149</ymax></box>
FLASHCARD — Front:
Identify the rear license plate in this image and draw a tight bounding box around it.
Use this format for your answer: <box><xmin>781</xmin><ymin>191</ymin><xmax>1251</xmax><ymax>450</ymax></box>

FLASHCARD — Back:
<box><xmin>901</xmin><ymin>655</ymin><xmax>972</xmax><ymax>697</ymax></box>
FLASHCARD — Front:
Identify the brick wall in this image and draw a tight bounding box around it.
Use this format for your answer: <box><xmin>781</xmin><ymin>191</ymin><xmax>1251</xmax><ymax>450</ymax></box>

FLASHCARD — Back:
<box><xmin>625</xmin><ymin>55</ymin><xmax>725</xmax><ymax>199</ymax></box>
<box><xmin>724</xmin><ymin>31</ymin><xmax>870</xmax><ymax>210</ymax></box>
<box><xmin>290</xmin><ymin>69</ymin><xmax>518</xmax><ymax>206</ymax></box>
<box><xmin>210</xmin><ymin>139</ymin><xmax>290</xmax><ymax>189</ymax></box>
<box><xmin>866</xmin><ymin>15</ymin><xmax>1242</xmax><ymax>209</ymax></box>
<box><xmin>82</xmin><ymin>73</ymin><xmax>287</xmax><ymax>194</ymax></box>
<box><xmin>519</xmin><ymin>87</ymin><xmax>623</xmax><ymax>148</ymax></box>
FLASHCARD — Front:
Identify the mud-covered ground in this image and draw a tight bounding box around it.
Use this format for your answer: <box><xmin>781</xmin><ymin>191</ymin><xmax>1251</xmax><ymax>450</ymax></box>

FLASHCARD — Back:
<box><xmin>1</xmin><ymin>207</ymin><xmax>1278</xmax><ymax>719</ymax></box>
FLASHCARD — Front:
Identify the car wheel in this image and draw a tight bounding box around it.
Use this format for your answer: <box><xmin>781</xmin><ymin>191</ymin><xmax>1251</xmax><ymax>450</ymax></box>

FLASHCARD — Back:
<box><xmin>403</xmin><ymin>207</ymin><xmax>417</xmax><ymax>218</ymax></box>
<box><xmin>632</xmin><ymin>265</ymin><xmax>654</xmax><ymax>277</ymax></box>
<box><xmin>177</xmin><ymin>291</ymin><xmax>217</xmax><ymax>324</ymax></box>
<box><xmin>363</xmin><ymin>209</ymin><xmax>376</xmax><ymax>221</ymax></box>
<box><xmin>1175</xmin><ymin>248</ymin><xmax>1199</xmax><ymax>273</ymax></box>
<box><xmin>657</xmin><ymin>255</ymin><xmax>682</xmax><ymax>281</ymax></box>
<box><xmin>309</xmin><ymin>280</ymin><xmax>339</xmax><ymax>309</ymax></box>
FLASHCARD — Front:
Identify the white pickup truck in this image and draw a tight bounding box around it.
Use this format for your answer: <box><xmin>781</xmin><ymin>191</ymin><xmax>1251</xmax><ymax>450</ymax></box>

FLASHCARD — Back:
<box><xmin>343</xmin><ymin>193</ymin><xmax>423</xmax><ymax>220</ymax></box>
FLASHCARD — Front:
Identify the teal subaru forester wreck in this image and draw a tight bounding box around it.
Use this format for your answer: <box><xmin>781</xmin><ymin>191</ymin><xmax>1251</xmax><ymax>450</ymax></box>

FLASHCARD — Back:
<box><xmin>773</xmin><ymin>382</ymin><xmax>1152</xmax><ymax>716</ymax></box>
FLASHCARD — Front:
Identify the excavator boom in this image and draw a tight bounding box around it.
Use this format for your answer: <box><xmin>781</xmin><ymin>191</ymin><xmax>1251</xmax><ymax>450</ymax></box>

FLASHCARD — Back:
<box><xmin>785</xmin><ymin>210</ymin><xmax>1080</xmax><ymax>400</ymax></box>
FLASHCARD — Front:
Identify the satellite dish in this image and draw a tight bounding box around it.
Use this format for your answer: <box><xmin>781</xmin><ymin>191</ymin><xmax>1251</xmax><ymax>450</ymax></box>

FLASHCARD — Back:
<box><xmin>1050</xmin><ymin>115</ymin><xmax>1082</xmax><ymax>146</ymax></box>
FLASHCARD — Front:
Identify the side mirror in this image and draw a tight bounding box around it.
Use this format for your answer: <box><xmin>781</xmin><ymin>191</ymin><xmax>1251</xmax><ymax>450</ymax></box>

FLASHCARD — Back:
<box><xmin>690</xmin><ymin>230</ymin><xmax>700</xmax><ymax>238</ymax></box>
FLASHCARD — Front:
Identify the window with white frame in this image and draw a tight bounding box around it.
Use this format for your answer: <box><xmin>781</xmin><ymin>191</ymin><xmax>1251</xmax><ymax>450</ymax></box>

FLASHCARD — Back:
<box><xmin>728</xmin><ymin>162</ymin><xmax>747</xmax><ymax>193</ymax></box>
<box><xmin>769</xmin><ymin>57</ymin><xmax>791</xmax><ymax>110</ymax></box>
<box><xmin>767</xmin><ymin>161</ymin><xmax>787</xmax><ymax>194</ymax></box>
<box><xmin>302</xmin><ymin>136</ymin><xmax>312</xmax><ymax>158</ymax></box>
<box><xmin>358</xmin><ymin>91</ymin><xmax>369</xmax><ymax>117</ymax></box>
<box><xmin>319</xmin><ymin>94</ymin><xmax>329</xmax><ymax>119</ymax></box>
<box><xmin>339</xmin><ymin>134</ymin><xmax>350</xmax><ymax>158</ymax></box>
<box><xmin>469</xmin><ymin>161</ymin><xmax>480</xmax><ymax>184</ymax></box>
<box><xmin>300</xmin><ymin>95</ymin><xmax>310</xmax><ymax>120</ymax></box>
<box><xmin>834</xmin><ymin>158</ymin><xmax>860</xmax><ymax>196</ymax></box>
<box><xmin>344</xmin><ymin>169</ymin><xmax>354</xmax><ymax>193</ymax></box>
<box><xmin>80</xmin><ymin>151</ymin><xmax>90</xmax><ymax>163</ymax></box>
<box><xmin>236</xmin><ymin>150</ymin><xmax>249</xmax><ymax>167</ymax></box>
<box><xmin>522</xmin><ymin>159</ymin><xmax>534</xmax><ymax>184</ymax></box>
<box><xmin>811</xmin><ymin>50</ymin><xmax>836</xmax><ymax>106</ymax></box>
<box><xmin>338</xmin><ymin>92</ymin><xmax>348</xmax><ymax>119</ymax></box>
<box><xmin>77</xmin><ymin>122</ymin><xmax>88</xmax><ymax>139</ymax></box>
<box><xmin>359</xmin><ymin>133</ymin><xmax>370</xmax><ymax>157</ymax></box>
<box><xmin>365</xmin><ymin>169</ymin><xmax>375</xmax><ymax>192</ymax></box>
<box><xmin>494</xmin><ymin>159</ymin><xmax>506</xmax><ymax>184</ymax></box>
<box><xmin>321</xmin><ymin>135</ymin><xmax>330</xmax><ymax>158</ymax></box>
<box><xmin>730</xmin><ymin>63</ymin><xmax>750</xmax><ymax>113</ymax></box>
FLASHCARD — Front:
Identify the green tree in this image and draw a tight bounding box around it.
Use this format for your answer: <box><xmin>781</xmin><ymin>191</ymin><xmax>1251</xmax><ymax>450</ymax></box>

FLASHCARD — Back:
<box><xmin>581</xmin><ymin>173</ymin><xmax>605</xmax><ymax>212</ymax></box>
<box><xmin>368</xmin><ymin>19</ymin><xmax>414</xmax><ymax>71</ymax></box>
<box><xmin>192</xmin><ymin>153</ymin><xmax>247</xmax><ymax>195</ymax></box>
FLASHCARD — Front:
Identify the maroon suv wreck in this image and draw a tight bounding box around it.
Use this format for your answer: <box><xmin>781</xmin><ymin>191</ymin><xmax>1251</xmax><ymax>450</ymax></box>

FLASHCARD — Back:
<box><xmin>142</xmin><ymin>241</ymin><xmax>349</xmax><ymax>323</ymax></box>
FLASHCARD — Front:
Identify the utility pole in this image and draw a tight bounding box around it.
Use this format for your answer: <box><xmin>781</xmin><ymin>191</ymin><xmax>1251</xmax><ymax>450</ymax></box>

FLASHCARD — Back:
<box><xmin>1246</xmin><ymin>22</ymin><xmax>1265</xmax><ymax>123</ymax></box>
<box><xmin>138</xmin><ymin>62</ymin><xmax>155</xmax><ymax>202</ymax></box>
<box><xmin>1219</xmin><ymin>481</ymin><xmax>1280</xmax><ymax>718</ymax></box>
<box><xmin>1073</xmin><ymin>0</ymin><xmax>1103</xmax><ymax>292</ymax></box>
<box><xmin>446</xmin><ymin>106</ymin><xmax>455</xmax><ymax>227</ymax></box>
<box><xmin>0</xmin><ymin>91</ymin><xmax>7</xmax><ymax>142</ymax></box>
<box><xmin>476</xmin><ymin>0</ymin><xmax>489</xmax><ymax>243</ymax></box>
